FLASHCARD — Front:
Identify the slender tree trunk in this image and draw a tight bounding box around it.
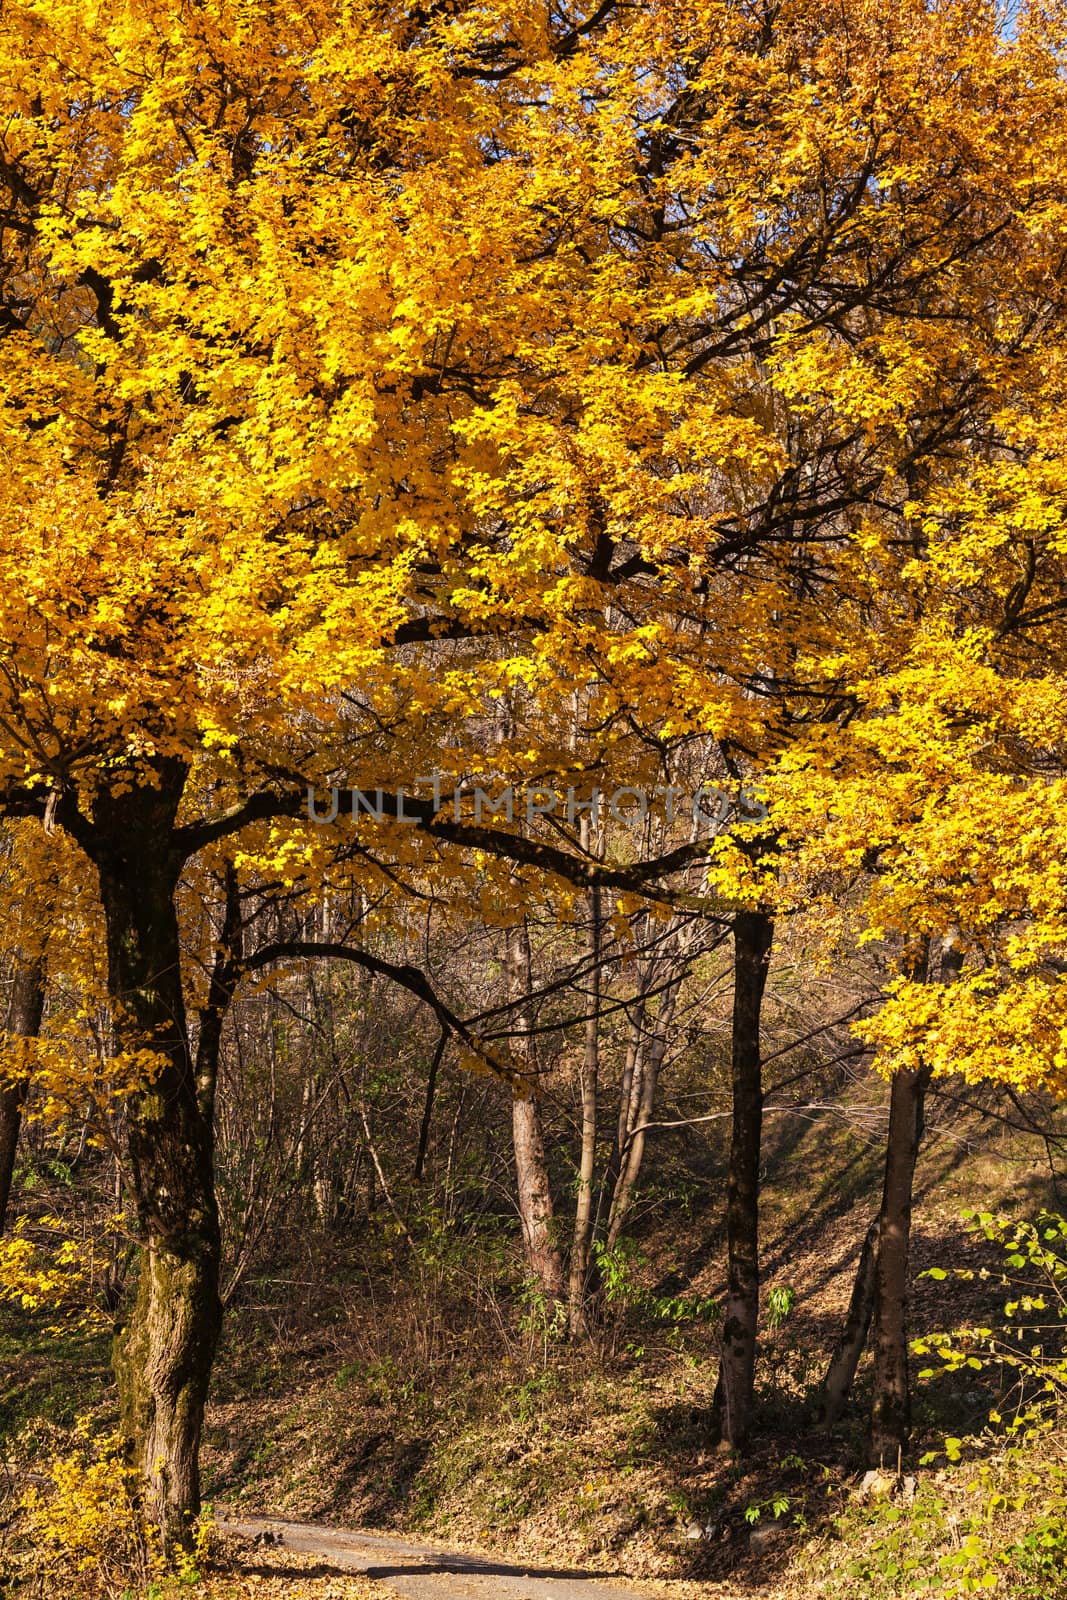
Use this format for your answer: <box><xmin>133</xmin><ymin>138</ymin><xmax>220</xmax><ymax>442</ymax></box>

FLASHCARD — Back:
<box><xmin>93</xmin><ymin>763</ymin><xmax>222</xmax><ymax>1549</ymax></box>
<box><xmin>868</xmin><ymin>1063</ymin><xmax>929</xmax><ymax>1465</ymax></box>
<box><xmin>594</xmin><ymin>980</ymin><xmax>648</xmax><ymax>1250</ymax></box>
<box><xmin>716</xmin><ymin>908</ymin><xmax>774</xmax><ymax>1450</ymax></box>
<box><xmin>868</xmin><ymin>935</ymin><xmax>962</xmax><ymax>1465</ymax></box>
<box><xmin>194</xmin><ymin>862</ymin><xmax>242</xmax><ymax>1126</ymax></box>
<box><xmin>507</xmin><ymin>922</ymin><xmax>565</xmax><ymax>1306</ymax></box>
<box><xmin>605</xmin><ymin>979</ymin><xmax>679</xmax><ymax>1253</ymax></box>
<box><xmin>0</xmin><ymin>955</ymin><xmax>47</xmax><ymax>1232</ymax></box>
<box><xmin>568</xmin><ymin>823</ymin><xmax>601</xmax><ymax>1338</ymax></box>
<box><xmin>616</xmin><ymin>990</ymin><xmax>647</xmax><ymax>1159</ymax></box>
<box><xmin>819</xmin><ymin>1216</ymin><xmax>879</xmax><ymax>1424</ymax></box>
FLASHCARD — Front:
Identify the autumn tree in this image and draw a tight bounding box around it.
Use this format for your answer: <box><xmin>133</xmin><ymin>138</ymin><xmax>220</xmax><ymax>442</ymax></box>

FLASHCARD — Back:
<box><xmin>3</xmin><ymin>0</ymin><xmax>1067</xmax><ymax>1541</ymax></box>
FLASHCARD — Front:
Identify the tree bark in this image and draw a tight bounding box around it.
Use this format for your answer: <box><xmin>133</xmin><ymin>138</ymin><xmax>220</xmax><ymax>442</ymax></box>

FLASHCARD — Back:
<box><xmin>92</xmin><ymin>763</ymin><xmax>222</xmax><ymax>1549</ymax></box>
<box><xmin>593</xmin><ymin>972</ymin><xmax>648</xmax><ymax>1253</ymax></box>
<box><xmin>868</xmin><ymin>1062</ymin><xmax>929</xmax><ymax>1465</ymax></box>
<box><xmin>716</xmin><ymin>908</ymin><xmax>774</xmax><ymax>1450</ymax></box>
<box><xmin>605</xmin><ymin>979</ymin><xmax>679</xmax><ymax>1253</ymax></box>
<box><xmin>0</xmin><ymin>955</ymin><xmax>47</xmax><ymax>1232</ymax></box>
<box><xmin>868</xmin><ymin>935</ymin><xmax>962</xmax><ymax>1465</ymax></box>
<box><xmin>194</xmin><ymin>862</ymin><xmax>242</xmax><ymax>1127</ymax></box>
<box><xmin>507</xmin><ymin>922</ymin><xmax>565</xmax><ymax>1307</ymax></box>
<box><xmin>568</xmin><ymin>828</ymin><xmax>601</xmax><ymax>1338</ymax></box>
<box><xmin>513</xmin><ymin>1092</ymin><xmax>566</xmax><ymax>1306</ymax></box>
<box><xmin>616</xmin><ymin>988</ymin><xmax>647</xmax><ymax>1162</ymax></box>
<box><xmin>819</xmin><ymin>1216</ymin><xmax>879</xmax><ymax>1424</ymax></box>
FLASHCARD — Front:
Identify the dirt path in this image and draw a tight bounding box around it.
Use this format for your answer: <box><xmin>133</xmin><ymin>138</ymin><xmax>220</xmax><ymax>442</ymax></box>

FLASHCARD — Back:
<box><xmin>223</xmin><ymin>1517</ymin><xmax>664</xmax><ymax>1600</ymax></box>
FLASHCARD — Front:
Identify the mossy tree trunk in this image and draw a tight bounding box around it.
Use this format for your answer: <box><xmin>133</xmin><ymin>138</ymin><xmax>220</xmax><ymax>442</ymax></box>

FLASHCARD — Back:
<box><xmin>92</xmin><ymin>762</ymin><xmax>222</xmax><ymax>1549</ymax></box>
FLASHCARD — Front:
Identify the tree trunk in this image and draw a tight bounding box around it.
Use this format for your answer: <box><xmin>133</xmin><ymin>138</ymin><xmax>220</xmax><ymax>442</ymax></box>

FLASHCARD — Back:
<box><xmin>0</xmin><ymin>955</ymin><xmax>47</xmax><ymax>1232</ymax></box>
<box><xmin>819</xmin><ymin>1216</ymin><xmax>879</xmax><ymax>1424</ymax></box>
<box><xmin>594</xmin><ymin>976</ymin><xmax>648</xmax><ymax>1252</ymax></box>
<box><xmin>513</xmin><ymin>1093</ymin><xmax>566</xmax><ymax>1306</ymax></box>
<box><xmin>93</xmin><ymin>763</ymin><xmax>222</xmax><ymax>1549</ymax></box>
<box><xmin>868</xmin><ymin>936</ymin><xmax>961</xmax><ymax>1466</ymax></box>
<box><xmin>868</xmin><ymin>1063</ymin><xmax>928</xmax><ymax>1465</ymax></box>
<box><xmin>605</xmin><ymin>980</ymin><xmax>679</xmax><ymax>1253</ymax></box>
<box><xmin>568</xmin><ymin>830</ymin><xmax>601</xmax><ymax>1339</ymax></box>
<box><xmin>194</xmin><ymin>862</ymin><xmax>242</xmax><ymax>1127</ymax></box>
<box><xmin>616</xmin><ymin>989</ymin><xmax>647</xmax><ymax>1161</ymax></box>
<box><xmin>507</xmin><ymin>922</ymin><xmax>565</xmax><ymax>1307</ymax></box>
<box><xmin>716</xmin><ymin>909</ymin><xmax>774</xmax><ymax>1450</ymax></box>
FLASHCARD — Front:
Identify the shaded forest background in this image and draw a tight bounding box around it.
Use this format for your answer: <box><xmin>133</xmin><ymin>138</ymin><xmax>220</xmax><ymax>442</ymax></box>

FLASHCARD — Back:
<box><xmin>3</xmin><ymin>870</ymin><xmax>1064</xmax><ymax>1596</ymax></box>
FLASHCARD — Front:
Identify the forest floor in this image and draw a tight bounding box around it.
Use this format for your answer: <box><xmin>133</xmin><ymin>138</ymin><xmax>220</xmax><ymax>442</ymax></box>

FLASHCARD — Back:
<box><xmin>2</xmin><ymin>1087</ymin><xmax>1065</xmax><ymax>1598</ymax></box>
<box><xmin>192</xmin><ymin>1099</ymin><xmax>1064</xmax><ymax>1600</ymax></box>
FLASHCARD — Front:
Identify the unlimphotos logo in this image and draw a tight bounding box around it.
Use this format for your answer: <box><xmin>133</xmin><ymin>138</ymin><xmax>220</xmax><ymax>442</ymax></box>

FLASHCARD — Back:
<box><xmin>306</xmin><ymin>776</ymin><xmax>768</xmax><ymax>829</ymax></box>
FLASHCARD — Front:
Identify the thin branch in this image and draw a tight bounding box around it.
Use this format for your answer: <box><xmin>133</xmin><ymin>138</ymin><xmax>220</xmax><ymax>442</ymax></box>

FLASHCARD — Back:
<box><xmin>414</xmin><ymin>1029</ymin><xmax>447</xmax><ymax>1181</ymax></box>
<box><xmin>240</xmin><ymin>939</ymin><xmax>520</xmax><ymax>1087</ymax></box>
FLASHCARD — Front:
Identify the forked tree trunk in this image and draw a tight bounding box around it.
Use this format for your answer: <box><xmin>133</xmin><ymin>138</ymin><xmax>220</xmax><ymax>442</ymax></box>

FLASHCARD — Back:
<box><xmin>92</xmin><ymin>763</ymin><xmax>222</xmax><ymax>1549</ymax></box>
<box><xmin>605</xmin><ymin>980</ymin><xmax>679</xmax><ymax>1253</ymax></box>
<box><xmin>615</xmin><ymin>987</ymin><xmax>647</xmax><ymax>1161</ymax></box>
<box><xmin>0</xmin><ymin>955</ymin><xmax>47</xmax><ymax>1232</ymax></box>
<box><xmin>507</xmin><ymin>922</ymin><xmax>565</xmax><ymax>1307</ymax></box>
<box><xmin>594</xmin><ymin>976</ymin><xmax>647</xmax><ymax>1251</ymax></box>
<box><xmin>819</xmin><ymin>1216</ymin><xmax>879</xmax><ymax>1424</ymax></box>
<box><xmin>716</xmin><ymin>909</ymin><xmax>774</xmax><ymax>1450</ymax></box>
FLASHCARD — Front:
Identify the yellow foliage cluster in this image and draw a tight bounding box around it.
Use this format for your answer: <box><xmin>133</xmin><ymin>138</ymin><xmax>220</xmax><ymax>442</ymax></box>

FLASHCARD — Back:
<box><xmin>19</xmin><ymin>1420</ymin><xmax>167</xmax><ymax>1598</ymax></box>
<box><xmin>0</xmin><ymin>1212</ymin><xmax>114</xmax><ymax>1326</ymax></box>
